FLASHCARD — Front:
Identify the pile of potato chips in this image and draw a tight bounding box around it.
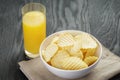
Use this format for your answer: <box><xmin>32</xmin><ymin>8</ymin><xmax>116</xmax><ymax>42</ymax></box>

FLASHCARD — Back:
<box><xmin>42</xmin><ymin>32</ymin><xmax>98</xmax><ymax>70</ymax></box>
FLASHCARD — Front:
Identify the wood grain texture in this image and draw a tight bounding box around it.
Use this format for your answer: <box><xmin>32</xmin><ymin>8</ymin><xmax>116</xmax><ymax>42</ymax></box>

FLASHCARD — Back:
<box><xmin>0</xmin><ymin>0</ymin><xmax>120</xmax><ymax>80</ymax></box>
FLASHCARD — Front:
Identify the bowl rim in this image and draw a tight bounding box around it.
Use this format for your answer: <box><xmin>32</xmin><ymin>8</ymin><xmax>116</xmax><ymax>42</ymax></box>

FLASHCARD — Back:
<box><xmin>39</xmin><ymin>30</ymin><xmax>103</xmax><ymax>72</ymax></box>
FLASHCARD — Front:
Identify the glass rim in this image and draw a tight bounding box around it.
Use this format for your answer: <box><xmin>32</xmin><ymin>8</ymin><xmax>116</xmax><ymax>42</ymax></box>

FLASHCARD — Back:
<box><xmin>21</xmin><ymin>2</ymin><xmax>46</xmax><ymax>15</ymax></box>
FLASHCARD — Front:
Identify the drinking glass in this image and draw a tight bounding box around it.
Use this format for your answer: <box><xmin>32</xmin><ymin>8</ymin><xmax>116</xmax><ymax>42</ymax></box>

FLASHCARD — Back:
<box><xmin>22</xmin><ymin>3</ymin><xmax>46</xmax><ymax>58</ymax></box>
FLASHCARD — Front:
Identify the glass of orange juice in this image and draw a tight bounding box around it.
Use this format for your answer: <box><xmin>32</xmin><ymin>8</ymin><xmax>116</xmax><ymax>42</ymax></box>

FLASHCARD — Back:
<box><xmin>22</xmin><ymin>3</ymin><xmax>46</xmax><ymax>58</ymax></box>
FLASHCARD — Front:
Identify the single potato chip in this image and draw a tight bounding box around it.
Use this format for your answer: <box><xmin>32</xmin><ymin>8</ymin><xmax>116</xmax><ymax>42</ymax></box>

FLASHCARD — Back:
<box><xmin>85</xmin><ymin>48</ymin><xmax>97</xmax><ymax>57</ymax></box>
<box><xmin>84</xmin><ymin>56</ymin><xmax>98</xmax><ymax>66</ymax></box>
<box><xmin>68</xmin><ymin>40</ymin><xmax>83</xmax><ymax>59</ymax></box>
<box><xmin>75</xmin><ymin>33</ymin><xmax>98</xmax><ymax>57</ymax></box>
<box><xmin>70</xmin><ymin>41</ymin><xmax>81</xmax><ymax>53</ymax></box>
<box><xmin>61</xmin><ymin>57</ymin><xmax>88</xmax><ymax>70</ymax></box>
<box><xmin>51</xmin><ymin>36</ymin><xmax>59</xmax><ymax>44</ymax></box>
<box><xmin>51</xmin><ymin>50</ymin><xmax>70</xmax><ymax>69</ymax></box>
<box><xmin>69</xmin><ymin>50</ymin><xmax>83</xmax><ymax>59</ymax></box>
<box><xmin>76</xmin><ymin>33</ymin><xmax>97</xmax><ymax>48</ymax></box>
<box><xmin>57</xmin><ymin>33</ymin><xmax>74</xmax><ymax>48</ymax></box>
<box><xmin>42</xmin><ymin>43</ymin><xmax>58</xmax><ymax>62</ymax></box>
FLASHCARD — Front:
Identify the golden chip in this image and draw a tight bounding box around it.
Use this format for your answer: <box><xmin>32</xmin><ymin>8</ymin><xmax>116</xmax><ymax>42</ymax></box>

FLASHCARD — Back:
<box><xmin>68</xmin><ymin>40</ymin><xmax>83</xmax><ymax>59</ymax></box>
<box><xmin>42</xmin><ymin>43</ymin><xmax>58</xmax><ymax>62</ymax></box>
<box><xmin>70</xmin><ymin>50</ymin><xmax>83</xmax><ymax>59</ymax></box>
<box><xmin>75</xmin><ymin>33</ymin><xmax>98</xmax><ymax>57</ymax></box>
<box><xmin>57</xmin><ymin>33</ymin><xmax>74</xmax><ymax>48</ymax></box>
<box><xmin>61</xmin><ymin>57</ymin><xmax>88</xmax><ymax>70</ymax></box>
<box><xmin>70</xmin><ymin>41</ymin><xmax>81</xmax><ymax>53</ymax></box>
<box><xmin>84</xmin><ymin>56</ymin><xmax>98</xmax><ymax>66</ymax></box>
<box><xmin>75</xmin><ymin>33</ymin><xmax>98</xmax><ymax>48</ymax></box>
<box><xmin>51</xmin><ymin>50</ymin><xmax>70</xmax><ymax>69</ymax></box>
<box><xmin>84</xmin><ymin>48</ymin><xmax>97</xmax><ymax>57</ymax></box>
<box><xmin>51</xmin><ymin>36</ymin><xmax>59</xmax><ymax>44</ymax></box>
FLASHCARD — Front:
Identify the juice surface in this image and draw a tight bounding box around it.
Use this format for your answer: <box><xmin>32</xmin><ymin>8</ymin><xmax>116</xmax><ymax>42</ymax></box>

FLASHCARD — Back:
<box><xmin>22</xmin><ymin>11</ymin><xmax>46</xmax><ymax>54</ymax></box>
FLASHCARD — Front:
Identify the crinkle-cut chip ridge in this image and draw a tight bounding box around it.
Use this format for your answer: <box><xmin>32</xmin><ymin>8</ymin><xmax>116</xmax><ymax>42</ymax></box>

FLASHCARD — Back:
<box><xmin>61</xmin><ymin>57</ymin><xmax>88</xmax><ymax>70</ymax></box>
<box><xmin>57</xmin><ymin>33</ymin><xmax>74</xmax><ymax>48</ymax></box>
<box><xmin>75</xmin><ymin>33</ymin><xmax>98</xmax><ymax>57</ymax></box>
<box><xmin>75</xmin><ymin>33</ymin><xmax>97</xmax><ymax>49</ymax></box>
<box><xmin>51</xmin><ymin>50</ymin><xmax>70</xmax><ymax>69</ymax></box>
<box><xmin>51</xmin><ymin>36</ymin><xmax>59</xmax><ymax>44</ymax></box>
<box><xmin>84</xmin><ymin>56</ymin><xmax>98</xmax><ymax>66</ymax></box>
<box><xmin>69</xmin><ymin>50</ymin><xmax>84</xmax><ymax>59</ymax></box>
<box><xmin>84</xmin><ymin>48</ymin><xmax>97</xmax><ymax>57</ymax></box>
<box><xmin>70</xmin><ymin>40</ymin><xmax>81</xmax><ymax>53</ymax></box>
<box><xmin>42</xmin><ymin>43</ymin><xmax>58</xmax><ymax>62</ymax></box>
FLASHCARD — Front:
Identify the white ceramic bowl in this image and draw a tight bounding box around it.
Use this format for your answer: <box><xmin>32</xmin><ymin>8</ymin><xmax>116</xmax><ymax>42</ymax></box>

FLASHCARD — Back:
<box><xmin>39</xmin><ymin>30</ymin><xmax>102</xmax><ymax>79</ymax></box>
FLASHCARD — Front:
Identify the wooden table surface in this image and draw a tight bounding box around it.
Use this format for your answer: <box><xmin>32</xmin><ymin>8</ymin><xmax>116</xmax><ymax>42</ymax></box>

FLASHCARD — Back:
<box><xmin>0</xmin><ymin>0</ymin><xmax>120</xmax><ymax>80</ymax></box>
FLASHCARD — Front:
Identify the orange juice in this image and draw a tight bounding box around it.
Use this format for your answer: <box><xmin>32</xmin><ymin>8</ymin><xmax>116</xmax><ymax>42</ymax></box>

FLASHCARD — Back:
<box><xmin>22</xmin><ymin>11</ymin><xmax>46</xmax><ymax>54</ymax></box>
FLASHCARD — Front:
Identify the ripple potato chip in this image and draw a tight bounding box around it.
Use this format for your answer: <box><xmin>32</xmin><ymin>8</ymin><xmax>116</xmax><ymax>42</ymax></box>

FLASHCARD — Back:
<box><xmin>70</xmin><ymin>41</ymin><xmax>81</xmax><ymax>53</ymax></box>
<box><xmin>84</xmin><ymin>56</ymin><xmax>98</xmax><ymax>66</ymax></box>
<box><xmin>51</xmin><ymin>36</ymin><xmax>59</xmax><ymax>44</ymax></box>
<box><xmin>51</xmin><ymin>50</ymin><xmax>70</xmax><ymax>69</ymax></box>
<box><xmin>61</xmin><ymin>57</ymin><xmax>88</xmax><ymax>70</ymax></box>
<box><xmin>70</xmin><ymin>50</ymin><xmax>83</xmax><ymax>59</ymax></box>
<box><xmin>57</xmin><ymin>33</ymin><xmax>74</xmax><ymax>48</ymax></box>
<box><xmin>68</xmin><ymin>41</ymin><xmax>83</xmax><ymax>59</ymax></box>
<box><xmin>42</xmin><ymin>43</ymin><xmax>58</xmax><ymax>62</ymax></box>
<box><xmin>75</xmin><ymin>33</ymin><xmax>98</xmax><ymax>57</ymax></box>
